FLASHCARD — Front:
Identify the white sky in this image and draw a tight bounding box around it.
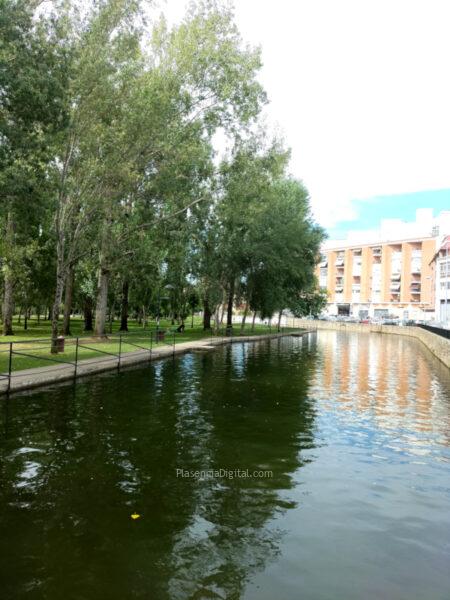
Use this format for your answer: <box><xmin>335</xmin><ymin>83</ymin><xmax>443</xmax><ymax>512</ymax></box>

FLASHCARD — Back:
<box><xmin>162</xmin><ymin>0</ymin><xmax>450</xmax><ymax>228</ymax></box>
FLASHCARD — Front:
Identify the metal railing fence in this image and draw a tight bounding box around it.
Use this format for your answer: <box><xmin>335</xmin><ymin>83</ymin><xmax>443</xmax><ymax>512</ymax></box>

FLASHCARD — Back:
<box><xmin>0</xmin><ymin>323</ymin><xmax>301</xmax><ymax>394</ymax></box>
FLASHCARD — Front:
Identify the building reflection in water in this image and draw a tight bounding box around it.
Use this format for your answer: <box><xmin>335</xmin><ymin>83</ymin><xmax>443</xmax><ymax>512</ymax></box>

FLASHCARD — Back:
<box><xmin>314</xmin><ymin>330</ymin><xmax>450</xmax><ymax>447</ymax></box>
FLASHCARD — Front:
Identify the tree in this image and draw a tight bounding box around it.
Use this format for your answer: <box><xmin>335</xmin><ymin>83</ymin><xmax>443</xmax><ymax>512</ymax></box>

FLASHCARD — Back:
<box><xmin>0</xmin><ymin>0</ymin><xmax>69</xmax><ymax>334</ymax></box>
<box><xmin>215</xmin><ymin>135</ymin><xmax>289</xmax><ymax>331</ymax></box>
<box><xmin>245</xmin><ymin>178</ymin><xmax>325</xmax><ymax>324</ymax></box>
<box><xmin>0</xmin><ymin>0</ymin><xmax>325</xmax><ymax>344</ymax></box>
<box><xmin>290</xmin><ymin>289</ymin><xmax>328</xmax><ymax>318</ymax></box>
<box><xmin>86</xmin><ymin>0</ymin><xmax>265</xmax><ymax>335</ymax></box>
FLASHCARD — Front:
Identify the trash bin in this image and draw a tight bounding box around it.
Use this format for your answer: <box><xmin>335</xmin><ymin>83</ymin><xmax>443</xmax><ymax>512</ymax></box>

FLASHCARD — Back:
<box><xmin>56</xmin><ymin>336</ymin><xmax>65</xmax><ymax>352</ymax></box>
<box><xmin>156</xmin><ymin>330</ymin><xmax>165</xmax><ymax>342</ymax></box>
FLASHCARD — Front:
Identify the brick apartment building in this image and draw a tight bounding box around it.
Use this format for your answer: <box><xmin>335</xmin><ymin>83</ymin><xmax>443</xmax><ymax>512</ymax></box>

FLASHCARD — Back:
<box><xmin>317</xmin><ymin>208</ymin><xmax>450</xmax><ymax>321</ymax></box>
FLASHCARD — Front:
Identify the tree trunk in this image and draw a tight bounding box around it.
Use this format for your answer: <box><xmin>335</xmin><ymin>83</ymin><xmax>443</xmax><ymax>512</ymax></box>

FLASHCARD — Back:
<box><xmin>214</xmin><ymin>304</ymin><xmax>220</xmax><ymax>334</ymax></box>
<box><xmin>108</xmin><ymin>303</ymin><xmax>113</xmax><ymax>334</ymax></box>
<box><xmin>2</xmin><ymin>211</ymin><xmax>14</xmax><ymax>335</ymax></box>
<box><xmin>119</xmin><ymin>280</ymin><xmax>129</xmax><ymax>331</ymax></box>
<box><xmin>94</xmin><ymin>265</ymin><xmax>109</xmax><ymax>336</ymax></box>
<box><xmin>24</xmin><ymin>305</ymin><xmax>28</xmax><ymax>330</ymax></box>
<box><xmin>203</xmin><ymin>295</ymin><xmax>211</xmax><ymax>330</ymax></box>
<box><xmin>62</xmin><ymin>266</ymin><xmax>74</xmax><ymax>336</ymax></box>
<box><xmin>50</xmin><ymin>231</ymin><xmax>66</xmax><ymax>353</ymax></box>
<box><xmin>277</xmin><ymin>310</ymin><xmax>283</xmax><ymax>332</ymax></box>
<box><xmin>84</xmin><ymin>296</ymin><xmax>93</xmax><ymax>331</ymax></box>
<box><xmin>226</xmin><ymin>280</ymin><xmax>234</xmax><ymax>333</ymax></box>
<box><xmin>251</xmin><ymin>311</ymin><xmax>257</xmax><ymax>332</ymax></box>
<box><xmin>240</xmin><ymin>303</ymin><xmax>248</xmax><ymax>333</ymax></box>
<box><xmin>220</xmin><ymin>300</ymin><xmax>226</xmax><ymax>324</ymax></box>
<box><xmin>2</xmin><ymin>273</ymin><xmax>14</xmax><ymax>335</ymax></box>
<box><xmin>51</xmin><ymin>268</ymin><xmax>65</xmax><ymax>352</ymax></box>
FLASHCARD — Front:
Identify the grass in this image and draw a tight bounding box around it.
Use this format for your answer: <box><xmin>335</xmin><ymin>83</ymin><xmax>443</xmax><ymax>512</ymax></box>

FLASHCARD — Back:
<box><xmin>0</xmin><ymin>316</ymin><xmax>294</xmax><ymax>376</ymax></box>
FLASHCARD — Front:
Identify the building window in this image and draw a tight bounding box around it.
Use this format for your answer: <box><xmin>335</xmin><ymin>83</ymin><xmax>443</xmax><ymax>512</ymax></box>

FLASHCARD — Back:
<box><xmin>440</xmin><ymin>260</ymin><xmax>450</xmax><ymax>278</ymax></box>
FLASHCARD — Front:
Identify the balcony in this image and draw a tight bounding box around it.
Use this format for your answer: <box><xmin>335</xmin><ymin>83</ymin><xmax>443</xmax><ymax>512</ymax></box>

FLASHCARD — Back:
<box><xmin>390</xmin><ymin>284</ymin><xmax>401</xmax><ymax>293</ymax></box>
<box><xmin>335</xmin><ymin>258</ymin><xmax>345</xmax><ymax>267</ymax></box>
<box><xmin>335</xmin><ymin>286</ymin><xmax>344</xmax><ymax>293</ymax></box>
<box><xmin>390</xmin><ymin>272</ymin><xmax>401</xmax><ymax>281</ymax></box>
<box><xmin>372</xmin><ymin>247</ymin><xmax>382</xmax><ymax>257</ymax></box>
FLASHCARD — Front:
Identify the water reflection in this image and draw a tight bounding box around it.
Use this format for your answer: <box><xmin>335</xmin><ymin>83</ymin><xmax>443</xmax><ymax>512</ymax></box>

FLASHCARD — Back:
<box><xmin>0</xmin><ymin>336</ymin><xmax>318</xmax><ymax>599</ymax></box>
<box><xmin>244</xmin><ymin>332</ymin><xmax>450</xmax><ymax>600</ymax></box>
<box><xmin>315</xmin><ymin>330</ymin><xmax>450</xmax><ymax>447</ymax></box>
<box><xmin>1</xmin><ymin>332</ymin><xmax>450</xmax><ymax>599</ymax></box>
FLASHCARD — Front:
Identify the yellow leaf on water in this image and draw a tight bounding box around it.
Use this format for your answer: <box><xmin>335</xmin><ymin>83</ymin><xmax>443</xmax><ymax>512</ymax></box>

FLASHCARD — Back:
<box><xmin>131</xmin><ymin>513</ymin><xmax>140</xmax><ymax>520</ymax></box>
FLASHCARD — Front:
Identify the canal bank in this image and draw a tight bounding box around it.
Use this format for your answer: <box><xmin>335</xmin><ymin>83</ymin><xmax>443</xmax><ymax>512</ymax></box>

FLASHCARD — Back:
<box><xmin>294</xmin><ymin>319</ymin><xmax>450</xmax><ymax>369</ymax></box>
<box><xmin>0</xmin><ymin>330</ymin><xmax>314</xmax><ymax>396</ymax></box>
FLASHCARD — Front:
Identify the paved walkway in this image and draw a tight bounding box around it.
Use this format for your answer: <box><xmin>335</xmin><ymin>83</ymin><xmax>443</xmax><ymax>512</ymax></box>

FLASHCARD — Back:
<box><xmin>0</xmin><ymin>330</ymin><xmax>314</xmax><ymax>395</ymax></box>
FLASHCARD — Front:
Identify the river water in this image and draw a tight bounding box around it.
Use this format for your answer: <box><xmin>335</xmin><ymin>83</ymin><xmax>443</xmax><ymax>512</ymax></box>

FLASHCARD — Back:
<box><xmin>0</xmin><ymin>331</ymin><xmax>449</xmax><ymax>599</ymax></box>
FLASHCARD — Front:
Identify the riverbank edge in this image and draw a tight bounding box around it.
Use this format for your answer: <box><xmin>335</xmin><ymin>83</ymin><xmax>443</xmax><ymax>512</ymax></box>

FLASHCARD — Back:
<box><xmin>294</xmin><ymin>319</ymin><xmax>450</xmax><ymax>369</ymax></box>
<box><xmin>0</xmin><ymin>329</ymin><xmax>314</xmax><ymax>396</ymax></box>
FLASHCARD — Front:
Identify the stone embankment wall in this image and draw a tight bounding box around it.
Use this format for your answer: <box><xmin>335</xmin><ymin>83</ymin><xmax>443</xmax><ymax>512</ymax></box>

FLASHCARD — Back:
<box><xmin>292</xmin><ymin>319</ymin><xmax>450</xmax><ymax>369</ymax></box>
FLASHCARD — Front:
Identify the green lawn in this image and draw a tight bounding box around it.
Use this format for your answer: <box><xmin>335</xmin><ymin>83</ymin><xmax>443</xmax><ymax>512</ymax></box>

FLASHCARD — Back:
<box><xmin>0</xmin><ymin>316</ymin><xmax>294</xmax><ymax>376</ymax></box>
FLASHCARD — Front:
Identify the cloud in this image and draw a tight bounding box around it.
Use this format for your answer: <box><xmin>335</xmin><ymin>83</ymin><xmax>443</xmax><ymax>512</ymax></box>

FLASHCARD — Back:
<box><xmin>163</xmin><ymin>0</ymin><xmax>450</xmax><ymax>228</ymax></box>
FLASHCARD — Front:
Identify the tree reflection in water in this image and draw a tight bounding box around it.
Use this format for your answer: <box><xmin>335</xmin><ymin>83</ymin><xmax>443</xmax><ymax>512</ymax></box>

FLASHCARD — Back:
<box><xmin>0</xmin><ymin>335</ymin><xmax>318</xmax><ymax>600</ymax></box>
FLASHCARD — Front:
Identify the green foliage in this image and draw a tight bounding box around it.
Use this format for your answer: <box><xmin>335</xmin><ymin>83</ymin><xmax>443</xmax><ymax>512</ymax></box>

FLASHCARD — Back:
<box><xmin>0</xmin><ymin>0</ymin><xmax>325</xmax><ymax>338</ymax></box>
<box><xmin>290</xmin><ymin>289</ymin><xmax>328</xmax><ymax>318</ymax></box>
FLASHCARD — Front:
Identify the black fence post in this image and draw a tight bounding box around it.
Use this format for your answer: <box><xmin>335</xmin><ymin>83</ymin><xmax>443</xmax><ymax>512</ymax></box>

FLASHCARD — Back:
<box><xmin>7</xmin><ymin>342</ymin><xmax>12</xmax><ymax>393</ymax></box>
<box><xmin>74</xmin><ymin>337</ymin><xmax>79</xmax><ymax>379</ymax></box>
<box><xmin>118</xmin><ymin>334</ymin><xmax>122</xmax><ymax>371</ymax></box>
